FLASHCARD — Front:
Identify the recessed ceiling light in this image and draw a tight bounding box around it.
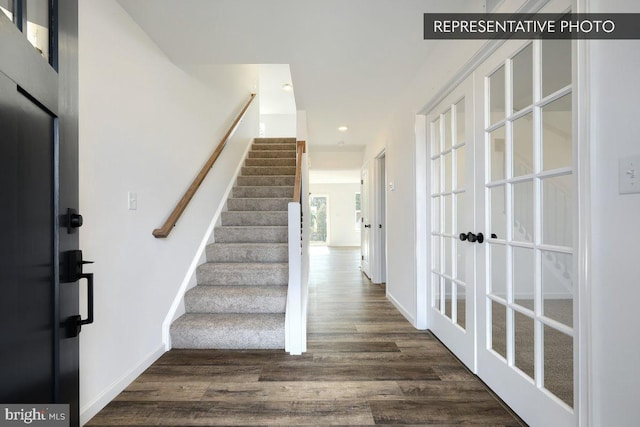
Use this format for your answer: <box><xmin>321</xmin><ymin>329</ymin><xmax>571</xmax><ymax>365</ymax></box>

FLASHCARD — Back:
<box><xmin>282</xmin><ymin>83</ymin><xmax>293</xmax><ymax>91</ymax></box>
<box><xmin>338</xmin><ymin>126</ymin><xmax>348</xmax><ymax>132</ymax></box>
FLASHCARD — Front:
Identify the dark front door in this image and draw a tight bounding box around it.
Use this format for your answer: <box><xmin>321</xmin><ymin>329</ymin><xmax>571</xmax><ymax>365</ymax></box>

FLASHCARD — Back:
<box><xmin>0</xmin><ymin>1</ymin><xmax>80</xmax><ymax>425</ymax></box>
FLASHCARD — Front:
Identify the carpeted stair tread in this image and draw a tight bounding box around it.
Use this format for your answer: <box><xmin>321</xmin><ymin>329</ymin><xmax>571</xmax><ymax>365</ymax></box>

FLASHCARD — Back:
<box><xmin>245</xmin><ymin>158</ymin><xmax>296</xmax><ymax>167</ymax></box>
<box><xmin>221</xmin><ymin>211</ymin><xmax>288</xmax><ymax>226</ymax></box>
<box><xmin>226</xmin><ymin>198</ymin><xmax>290</xmax><ymax>211</ymax></box>
<box><xmin>196</xmin><ymin>262</ymin><xmax>288</xmax><ymax>286</ymax></box>
<box><xmin>214</xmin><ymin>225</ymin><xmax>288</xmax><ymax>243</ymax></box>
<box><xmin>249</xmin><ymin>150</ymin><xmax>296</xmax><ymax>159</ymax></box>
<box><xmin>241</xmin><ymin>166</ymin><xmax>296</xmax><ymax>176</ymax></box>
<box><xmin>254</xmin><ymin>137</ymin><xmax>296</xmax><ymax>144</ymax></box>
<box><xmin>206</xmin><ymin>243</ymin><xmax>288</xmax><ymax>263</ymax></box>
<box><xmin>251</xmin><ymin>143</ymin><xmax>296</xmax><ymax>151</ymax></box>
<box><xmin>170</xmin><ymin>313</ymin><xmax>285</xmax><ymax>349</ymax></box>
<box><xmin>185</xmin><ymin>285</ymin><xmax>287</xmax><ymax>313</ymax></box>
<box><xmin>236</xmin><ymin>175</ymin><xmax>295</xmax><ymax>186</ymax></box>
<box><xmin>232</xmin><ymin>186</ymin><xmax>294</xmax><ymax>199</ymax></box>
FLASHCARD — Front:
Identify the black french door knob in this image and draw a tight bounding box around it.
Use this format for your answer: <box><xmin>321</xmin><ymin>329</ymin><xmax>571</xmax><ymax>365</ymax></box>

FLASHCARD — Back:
<box><xmin>460</xmin><ymin>232</ymin><xmax>484</xmax><ymax>244</ymax></box>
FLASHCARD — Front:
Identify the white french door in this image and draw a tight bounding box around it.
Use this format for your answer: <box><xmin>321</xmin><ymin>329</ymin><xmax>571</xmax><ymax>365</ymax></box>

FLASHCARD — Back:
<box><xmin>475</xmin><ymin>35</ymin><xmax>576</xmax><ymax>426</ymax></box>
<box><xmin>425</xmin><ymin>2</ymin><xmax>578</xmax><ymax>425</ymax></box>
<box><xmin>427</xmin><ymin>77</ymin><xmax>476</xmax><ymax>369</ymax></box>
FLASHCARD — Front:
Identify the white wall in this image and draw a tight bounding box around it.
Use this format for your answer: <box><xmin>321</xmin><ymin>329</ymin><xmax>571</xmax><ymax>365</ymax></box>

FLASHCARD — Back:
<box><xmin>78</xmin><ymin>0</ymin><xmax>258</xmax><ymax>423</ymax></box>
<box><xmin>363</xmin><ymin>36</ymin><xmax>484</xmax><ymax>325</ymax></box>
<box><xmin>309</xmin><ymin>148</ymin><xmax>365</xmax><ymax>170</ymax></box>
<box><xmin>260</xmin><ymin>113</ymin><xmax>297</xmax><ymax>137</ymax></box>
<box><xmin>589</xmin><ymin>1</ymin><xmax>640</xmax><ymax>425</ymax></box>
<box><xmin>309</xmin><ymin>183</ymin><xmax>361</xmax><ymax>247</ymax></box>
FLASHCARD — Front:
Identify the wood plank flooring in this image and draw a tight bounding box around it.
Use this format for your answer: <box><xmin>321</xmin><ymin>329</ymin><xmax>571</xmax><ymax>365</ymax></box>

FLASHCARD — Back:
<box><xmin>87</xmin><ymin>246</ymin><xmax>525</xmax><ymax>426</ymax></box>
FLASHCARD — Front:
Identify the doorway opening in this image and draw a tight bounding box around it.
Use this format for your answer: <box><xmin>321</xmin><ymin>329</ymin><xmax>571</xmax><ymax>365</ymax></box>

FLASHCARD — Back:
<box><xmin>310</xmin><ymin>195</ymin><xmax>329</xmax><ymax>245</ymax></box>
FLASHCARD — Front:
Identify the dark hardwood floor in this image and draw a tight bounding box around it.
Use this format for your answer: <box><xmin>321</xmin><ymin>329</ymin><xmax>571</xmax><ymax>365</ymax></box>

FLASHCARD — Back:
<box><xmin>87</xmin><ymin>246</ymin><xmax>524</xmax><ymax>426</ymax></box>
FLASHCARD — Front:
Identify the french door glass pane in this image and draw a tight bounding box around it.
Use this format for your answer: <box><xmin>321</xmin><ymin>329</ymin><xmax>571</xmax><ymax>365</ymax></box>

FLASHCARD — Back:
<box><xmin>490</xmin><ymin>185</ymin><xmax>507</xmax><ymax>240</ymax></box>
<box><xmin>26</xmin><ymin>0</ymin><xmax>50</xmax><ymax>63</ymax></box>
<box><xmin>489</xmin><ymin>66</ymin><xmax>506</xmax><ymax>125</ymax></box>
<box><xmin>432</xmin><ymin>235</ymin><xmax>441</xmax><ymax>273</ymax></box>
<box><xmin>513</xmin><ymin>180</ymin><xmax>534</xmax><ymax>243</ymax></box>
<box><xmin>542</xmin><ymin>174</ymin><xmax>573</xmax><ymax>247</ymax></box>
<box><xmin>514</xmin><ymin>311</ymin><xmax>535</xmax><ymax>380</ymax></box>
<box><xmin>433</xmin><ymin>196</ymin><xmax>441</xmax><ymax>233</ymax></box>
<box><xmin>542</xmin><ymin>250</ymin><xmax>573</xmax><ymax>327</ymax></box>
<box><xmin>431</xmin><ymin>118</ymin><xmax>441</xmax><ymax>155</ymax></box>
<box><xmin>444</xmin><ymin>194</ymin><xmax>452</xmax><ymax>234</ymax></box>
<box><xmin>457</xmin><ymin>284</ymin><xmax>466</xmax><ymax>329</ymax></box>
<box><xmin>444</xmin><ymin>109</ymin><xmax>453</xmax><ymax>150</ymax></box>
<box><xmin>444</xmin><ymin>152</ymin><xmax>452</xmax><ymax>192</ymax></box>
<box><xmin>512</xmin><ymin>43</ymin><xmax>534</xmax><ymax>112</ymax></box>
<box><xmin>432</xmin><ymin>158</ymin><xmax>441</xmax><ymax>194</ymax></box>
<box><xmin>544</xmin><ymin>325</ymin><xmax>574</xmax><ymax>407</ymax></box>
<box><xmin>490</xmin><ymin>126</ymin><xmax>506</xmax><ymax>181</ymax></box>
<box><xmin>456</xmin><ymin>192</ymin><xmax>465</xmax><ymax>235</ymax></box>
<box><xmin>542</xmin><ymin>94</ymin><xmax>572</xmax><ymax>171</ymax></box>
<box><xmin>444</xmin><ymin>237</ymin><xmax>452</xmax><ymax>277</ymax></box>
<box><xmin>456</xmin><ymin>239</ymin><xmax>466</xmax><ymax>282</ymax></box>
<box><xmin>512</xmin><ymin>113</ymin><xmax>534</xmax><ymax>176</ymax></box>
<box><xmin>456</xmin><ymin>146</ymin><xmax>466</xmax><ymax>189</ymax></box>
<box><xmin>513</xmin><ymin>247</ymin><xmax>535</xmax><ymax>310</ymax></box>
<box><xmin>542</xmin><ymin>39</ymin><xmax>572</xmax><ymax>98</ymax></box>
<box><xmin>491</xmin><ymin>300</ymin><xmax>507</xmax><ymax>359</ymax></box>
<box><xmin>455</xmin><ymin>98</ymin><xmax>466</xmax><ymax>143</ymax></box>
<box><xmin>433</xmin><ymin>274</ymin><xmax>441</xmax><ymax>311</ymax></box>
<box><xmin>444</xmin><ymin>278</ymin><xmax>453</xmax><ymax>319</ymax></box>
<box><xmin>490</xmin><ymin>244</ymin><xmax>507</xmax><ymax>299</ymax></box>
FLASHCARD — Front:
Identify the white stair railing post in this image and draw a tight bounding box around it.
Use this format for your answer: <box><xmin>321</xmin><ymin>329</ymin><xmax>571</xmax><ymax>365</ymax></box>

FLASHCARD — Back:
<box><xmin>285</xmin><ymin>144</ymin><xmax>309</xmax><ymax>355</ymax></box>
<box><xmin>285</xmin><ymin>202</ymin><xmax>303</xmax><ymax>355</ymax></box>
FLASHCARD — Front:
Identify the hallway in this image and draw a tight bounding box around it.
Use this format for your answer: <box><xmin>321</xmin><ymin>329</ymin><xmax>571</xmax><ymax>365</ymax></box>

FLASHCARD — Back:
<box><xmin>87</xmin><ymin>247</ymin><xmax>523</xmax><ymax>425</ymax></box>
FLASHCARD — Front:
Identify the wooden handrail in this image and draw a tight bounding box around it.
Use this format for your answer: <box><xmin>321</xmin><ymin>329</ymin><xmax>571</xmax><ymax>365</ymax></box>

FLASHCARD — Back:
<box><xmin>153</xmin><ymin>93</ymin><xmax>256</xmax><ymax>238</ymax></box>
<box><xmin>292</xmin><ymin>141</ymin><xmax>306</xmax><ymax>202</ymax></box>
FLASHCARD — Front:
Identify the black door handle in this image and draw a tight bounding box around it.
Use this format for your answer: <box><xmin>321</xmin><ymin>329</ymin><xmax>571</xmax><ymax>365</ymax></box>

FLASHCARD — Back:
<box><xmin>460</xmin><ymin>232</ymin><xmax>484</xmax><ymax>244</ymax></box>
<box><xmin>77</xmin><ymin>273</ymin><xmax>94</xmax><ymax>327</ymax></box>
<box><xmin>364</xmin><ymin>224</ymin><xmax>371</xmax><ymax>228</ymax></box>
<box><xmin>61</xmin><ymin>250</ymin><xmax>95</xmax><ymax>337</ymax></box>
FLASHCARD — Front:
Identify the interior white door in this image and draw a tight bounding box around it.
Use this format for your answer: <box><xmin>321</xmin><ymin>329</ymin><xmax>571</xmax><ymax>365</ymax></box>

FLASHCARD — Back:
<box><xmin>475</xmin><ymin>34</ymin><xmax>576</xmax><ymax>426</ymax></box>
<box><xmin>361</xmin><ymin>164</ymin><xmax>371</xmax><ymax>277</ymax></box>
<box><xmin>427</xmin><ymin>76</ymin><xmax>476</xmax><ymax>369</ymax></box>
<box><xmin>372</xmin><ymin>153</ymin><xmax>387</xmax><ymax>284</ymax></box>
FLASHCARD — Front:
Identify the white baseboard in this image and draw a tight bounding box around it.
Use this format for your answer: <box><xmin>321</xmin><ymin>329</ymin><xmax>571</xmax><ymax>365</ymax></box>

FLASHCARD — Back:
<box><xmin>386</xmin><ymin>291</ymin><xmax>418</xmax><ymax>328</ymax></box>
<box><xmin>80</xmin><ymin>344</ymin><xmax>165</xmax><ymax>426</ymax></box>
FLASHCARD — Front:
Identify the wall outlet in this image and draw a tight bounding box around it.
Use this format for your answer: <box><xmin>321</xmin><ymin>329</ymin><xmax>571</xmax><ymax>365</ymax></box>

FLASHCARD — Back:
<box><xmin>619</xmin><ymin>155</ymin><xmax>640</xmax><ymax>194</ymax></box>
<box><xmin>128</xmin><ymin>192</ymin><xmax>137</xmax><ymax>210</ymax></box>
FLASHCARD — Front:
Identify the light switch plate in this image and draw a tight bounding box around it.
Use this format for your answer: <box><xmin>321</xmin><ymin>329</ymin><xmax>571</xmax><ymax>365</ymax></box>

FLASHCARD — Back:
<box><xmin>128</xmin><ymin>192</ymin><xmax>137</xmax><ymax>210</ymax></box>
<box><xmin>619</xmin><ymin>155</ymin><xmax>640</xmax><ymax>194</ymax></box>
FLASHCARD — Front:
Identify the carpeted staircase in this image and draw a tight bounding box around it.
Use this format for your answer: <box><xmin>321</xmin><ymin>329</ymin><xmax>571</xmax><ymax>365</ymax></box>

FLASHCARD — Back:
<box><xmin>170</xmin><ymin>137</ymin><xmax>296</xmax><ymax>349</ymax></box>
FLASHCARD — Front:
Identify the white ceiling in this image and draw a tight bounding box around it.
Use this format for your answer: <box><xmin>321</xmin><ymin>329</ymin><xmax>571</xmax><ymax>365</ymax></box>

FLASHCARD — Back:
<box><xmin>117</xmin><ymin>0</ymin><xmax>484</xmax><ymax>150</ymax></box>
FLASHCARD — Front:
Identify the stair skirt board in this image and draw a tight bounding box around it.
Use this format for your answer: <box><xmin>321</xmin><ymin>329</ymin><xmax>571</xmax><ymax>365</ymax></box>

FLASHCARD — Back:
<box><xmin>170</xmin><ymin>137</ymin><xmax>297</xmax><ymax>351</ymax></box>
